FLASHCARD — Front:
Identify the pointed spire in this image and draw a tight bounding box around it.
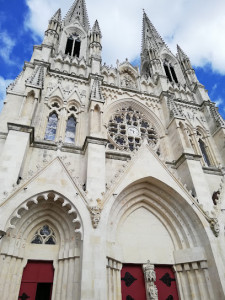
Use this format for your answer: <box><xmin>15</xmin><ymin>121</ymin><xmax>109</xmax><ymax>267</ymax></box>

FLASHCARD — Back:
<box><xmin>64</xmin><ymin>0</ymin><xmax>90</xmax><ymax>32</ymax></box>
<box><xmin>92</xmin><ymin>20</ymin><xmax>102</xmax><ymax>38</ymax></box>
<box><xmin>26</xmin><ymin>65</ymin><xmax>44</xmax><ymax>89</ymax></box>
<box><xmin>177</xmin><ymin>45</ymin><xmax>189</xmax><ymax>61</ymax></box>
<box><xmin>51</xmin><ymin>8</ymin><xmax>61</xmax><ymax>23</ymax></box>
<box><xmin>142</xmin><ymin>11</ymin><xmax>166</xmax><ymax>52</ymax></box>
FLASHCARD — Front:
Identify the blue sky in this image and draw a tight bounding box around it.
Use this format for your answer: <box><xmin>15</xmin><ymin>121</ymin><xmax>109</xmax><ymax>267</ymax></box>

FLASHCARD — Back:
<box><xmin>0</xmin><ymin>0</ymin><xmax>225</xmax><ymax>118</ymax></box>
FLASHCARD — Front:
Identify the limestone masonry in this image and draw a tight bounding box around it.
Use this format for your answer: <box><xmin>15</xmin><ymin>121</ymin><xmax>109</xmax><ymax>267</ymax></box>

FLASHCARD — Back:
<box><xmin>0</xmin><ymin>0</ymin><xmax>225</xmax><ymax>299</ymax></box>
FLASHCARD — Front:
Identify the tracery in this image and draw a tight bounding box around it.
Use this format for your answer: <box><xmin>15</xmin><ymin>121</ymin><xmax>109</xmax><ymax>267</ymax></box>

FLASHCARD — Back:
<box><xmin>107</xmin><ymin>106</ymin><xmax>159</xmax><ymax>153</ymax></box>
<box><xmin>31</xmin><ymin>225</ymin><xmax>56</xmax><ymax>245</ymax></box>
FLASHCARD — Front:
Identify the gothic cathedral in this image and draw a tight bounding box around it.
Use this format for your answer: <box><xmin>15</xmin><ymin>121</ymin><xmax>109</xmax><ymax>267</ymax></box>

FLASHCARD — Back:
<box><xmin>0</xmin><ymin>0</ymin><xmax>225</xmax><ymax>299</ymax></box>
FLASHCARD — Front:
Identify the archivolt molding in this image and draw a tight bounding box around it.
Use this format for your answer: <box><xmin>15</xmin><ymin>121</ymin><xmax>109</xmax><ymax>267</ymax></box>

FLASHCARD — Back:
<box><xmin>6</xmin><ymin>191</ymin><xmax>83</xmax><ymax>240</ymax></box>
<box><xmin>108</xmin><ymin>182</ymin><xmax>202</xmax><ymax>248</ymax></box>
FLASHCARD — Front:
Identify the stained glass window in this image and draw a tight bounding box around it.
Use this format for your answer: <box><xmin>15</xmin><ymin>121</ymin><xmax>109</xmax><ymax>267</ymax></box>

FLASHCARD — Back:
<box><xmin>65</xmin><ymin>116</ymin><xmax>76</xmax><ymax>143</ymax></box>
<box><xmin>31</xmin><ymin>225</ymin><xmax>56</xmax><ymax>245</ymax></box>
<box><xmin>44</xmin><ymin>113</ymin><xmax>58</xmax><ymax>141</ymax></box>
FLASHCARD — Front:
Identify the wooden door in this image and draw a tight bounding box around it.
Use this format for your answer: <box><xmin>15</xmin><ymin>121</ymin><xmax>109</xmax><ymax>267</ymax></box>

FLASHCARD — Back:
<box><xmin>121</xmin><ymin>264</ymin><xmax>147</xmax><ymax>300</ymax></box>
<box><xmin>18</xmin><ymin>260</ymin><xmax>54</xmax><ymax>300</ymax></box>
<box><xmin>155</xmin><ymin>265</ymin><xmax>179</xmax><ymax>300</ymax></box>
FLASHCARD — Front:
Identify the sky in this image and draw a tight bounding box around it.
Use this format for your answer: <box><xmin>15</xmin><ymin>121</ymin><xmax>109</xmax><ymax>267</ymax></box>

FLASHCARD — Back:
<box><xmin>0</xmin><ymin>0</ymin><xmax>225</xmax><ymax>118</ymax></box>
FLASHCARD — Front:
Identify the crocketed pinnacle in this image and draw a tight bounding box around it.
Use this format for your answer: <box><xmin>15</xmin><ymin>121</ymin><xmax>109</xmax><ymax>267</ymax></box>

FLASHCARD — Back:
<box><xmin>90</xmin><ymin>78</ymin><xmax>104</xmax><ymax>102</ymax></box>
<box><xmin>64</xmin><ymin>0</ymin><xmax>90</xmax><ymax>32</ymax></box>
<box><xmin>92</xmin><ymin>20</ymin><xmax>102</xmax><ymax>38</ymax></box>
<box><xmin>26</xmin><ymin>65</ymin><xmax>44</xmax><ymax>89</ymax></box>
<box><xmin>142</xmin><ymin>11</ymin><xmax>166</xmax><ymax>52</ymax></box>
<box><xmin>51</xmin><ymin>8</ymin><xmax>62</xmax><ymax>23</ymax></box>
<box><xmin>177</xmin><ymin>45</ymin><xmax>189</xmax><ymax>61</ymax></box>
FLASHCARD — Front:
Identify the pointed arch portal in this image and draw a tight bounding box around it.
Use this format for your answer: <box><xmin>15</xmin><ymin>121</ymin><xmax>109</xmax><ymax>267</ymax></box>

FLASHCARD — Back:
<box><xmin>106</xmin><ymin>177</ymin><xmax>217</xmax><ymax>300</ymax></box>
<box><xmin>0</xmin><ymin>191</ymin><xmax>83</xmax><ymax>300</ymax></box>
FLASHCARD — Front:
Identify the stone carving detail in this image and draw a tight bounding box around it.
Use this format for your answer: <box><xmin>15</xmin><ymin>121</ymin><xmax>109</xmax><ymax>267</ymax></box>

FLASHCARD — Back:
<box><xmin>143</xmin><ymin>260</ymin><xmax>158</xmax><ymax>300</ymax></box>
<box><xmin>210</xmin><ymin>218</ymin><xmax>220</xmax><ymax>237</ymax></box>
<box><xmin>89</xmin><ymin>205</ymin><xmax>102</xmax><ymax>228</ymax></box>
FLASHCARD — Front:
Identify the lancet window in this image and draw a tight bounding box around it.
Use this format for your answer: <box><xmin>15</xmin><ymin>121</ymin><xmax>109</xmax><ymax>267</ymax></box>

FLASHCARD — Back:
<box><xmin>31</xmin><ymin>225</ymin><xmax>56</xmax><ymax>245</ymax></box>
<box><xmin>164</xmin><ymin>61</ymin><xmax>178</xmax><ymax>83</ymax></box>
<box><xmin>65</xmin><ymin>34</ymin><xmax>81</xmax><ymax>57</ymax></box>
<box><xmin>65</xmin><ymin>116</ymin><xmax>76</xmax><ymax>143</ymax></box>
<box><xmin>198</xmin><ymin>138</ymin><xmax>211</xmax><ymax>166</ymax></box>
<box><xmin>44</xmin><ymin>113</ymin><xmax>58</xmax><ymax>141</ymax></box>
<box><xmin>107</xmin><ymin>106</ymin><xmax>159</xmax><ymax>154</ymax></box>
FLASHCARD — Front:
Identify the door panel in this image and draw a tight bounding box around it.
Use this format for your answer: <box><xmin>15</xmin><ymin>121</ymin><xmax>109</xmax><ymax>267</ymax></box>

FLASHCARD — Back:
<box><xmin>121</xmin><ymin>264</ymin><xmax>147</xmax><ymax>300</ymax></box>
<box><xmin>18</xmin><ymin>283</ymin><xmax>37</xmax><ymax>300</ymax></box>
<box><xmin>18</xmin><ymin>261</ymin><xmax>54</xmax><ymax>300</ymax></box>
<box><xmin>155</xmin><ymin>266</ymin><xmax>179</xmax><ymax>300</ymax></box>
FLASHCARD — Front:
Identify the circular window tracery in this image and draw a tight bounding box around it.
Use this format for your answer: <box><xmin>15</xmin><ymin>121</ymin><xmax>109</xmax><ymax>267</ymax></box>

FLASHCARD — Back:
<box><xmin>31</xmin><ymin>225</ymin><xmax>56</xmax><ymax>245</ymax></box>
<box><xmin>107</xmin><ymin>106</ymin><xmax>159</xmax><ymax>153</ymax></box>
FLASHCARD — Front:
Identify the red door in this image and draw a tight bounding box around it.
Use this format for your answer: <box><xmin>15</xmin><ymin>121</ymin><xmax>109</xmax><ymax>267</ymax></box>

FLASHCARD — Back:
<box><xmin>18</xmin><ymin>260</ymin><xmax>54</xmax><ymax>300</ymax></box>
<box><xmin>121</xmin><ymin>264</ymin><xmax>147</xmax><ymax>300</ymax></box>
<box><xmin>121</xmin><ymin>264</ymin><xmax>179</xmax><ymax>300</ymax></box>
<box><xmin>155</xmin><ymin>265</ymin><xmax>179</xmax><ymax>300</ymax></box>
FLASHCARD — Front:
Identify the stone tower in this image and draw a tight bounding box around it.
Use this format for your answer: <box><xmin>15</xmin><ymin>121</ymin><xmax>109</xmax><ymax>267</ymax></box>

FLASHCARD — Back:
<box><xmin>0</xmin><ymin>1</ymin><xmax>225</xmax><ymax>299</ymax></box>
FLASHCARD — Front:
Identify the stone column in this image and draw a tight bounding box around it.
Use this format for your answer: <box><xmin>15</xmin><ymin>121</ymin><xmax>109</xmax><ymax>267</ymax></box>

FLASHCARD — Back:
<box><xmin>143</xmin><ymin>260</ymin><xmax>158</xmax><ymax>300</ymax></box>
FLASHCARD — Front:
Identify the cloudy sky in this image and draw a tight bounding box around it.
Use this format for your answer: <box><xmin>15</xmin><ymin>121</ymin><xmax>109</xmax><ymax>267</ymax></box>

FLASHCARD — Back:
<box><xmin>0</xmin><ymin>0</ymin><xmax>225</xmax><ymax>117</ymax></box>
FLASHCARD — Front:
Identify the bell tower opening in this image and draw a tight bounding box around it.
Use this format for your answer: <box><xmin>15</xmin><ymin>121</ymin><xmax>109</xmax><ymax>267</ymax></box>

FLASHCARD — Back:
<box><xmin>65</xmin><ymin>35</ymin><xmax>81</xmax><ymax>57</ymax></box>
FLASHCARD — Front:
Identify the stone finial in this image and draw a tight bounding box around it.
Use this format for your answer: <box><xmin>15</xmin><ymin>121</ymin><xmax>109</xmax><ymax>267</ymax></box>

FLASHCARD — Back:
<box><xmin>92</xmin><ymin>20</ymin><xmax>102</xmax><ymax>38</ymax></box>
<box><xmin>51</xmin><ymin>8</ymin><xmax>62</xmax><ymax>23</ymax></box>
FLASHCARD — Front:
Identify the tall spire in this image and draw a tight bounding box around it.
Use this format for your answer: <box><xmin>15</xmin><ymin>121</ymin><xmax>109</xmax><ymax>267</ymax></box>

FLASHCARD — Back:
<box><xmin>142</xmin><ymin>11</ymin><xmax>166</xmax><ymax>52</ymax></box>
<box><xmin>64</xmin><ymin>0</ymin><xmax>90</xmax><ymax>32</ymax></box>
<box><xmin>51</xmin><ymin>8</ymin><xmax>61</xmax><ymax>23</ymax></box>
<box><xmin>92</xmin><ymin>20</ymin><xmax>102</xmax><ymax>38</ymax></box>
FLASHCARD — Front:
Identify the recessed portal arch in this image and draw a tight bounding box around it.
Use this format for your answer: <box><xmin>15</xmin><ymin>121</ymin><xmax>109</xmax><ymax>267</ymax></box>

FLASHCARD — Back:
<box><xmin>0</xmin><ymin>191</ymin><xmax>83</xmax><ymax>300</ymax></box>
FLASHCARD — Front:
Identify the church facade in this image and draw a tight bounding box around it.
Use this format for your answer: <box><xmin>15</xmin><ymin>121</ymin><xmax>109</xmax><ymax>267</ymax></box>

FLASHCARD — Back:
<box><xmin>0</xmin><ymin>0</ymin><xmax>225</xmax><ymax>299</ymax></box>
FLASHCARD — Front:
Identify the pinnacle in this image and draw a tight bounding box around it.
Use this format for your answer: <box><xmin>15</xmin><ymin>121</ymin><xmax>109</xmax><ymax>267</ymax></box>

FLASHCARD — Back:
<box><xmin>64</xmin><ymin>0</ymin><xmax>90</xmax><ymax>32</ymax></box>
<box><xmin>26</xmin><ymin>65</ymin><xmax>44</xmax><ymax>89</ymax></box>
<box><xmin>92</xmin><ymin>20</ymin><xmax>102</xmax><ymax>37</ymax></box>
<box><xmin>142</xmin><ymin>10</ymin><xmax>166</xmax><ymax>52</ymax></box>
<box><xmin>51</xmin><ymin>8</ymin><xmax>61</xmax><ymax>23</ymax></box>
<box><xmin>177</xmin><ymin>44</ymin><xmax>189</xmax><ymax>60</ymax></box>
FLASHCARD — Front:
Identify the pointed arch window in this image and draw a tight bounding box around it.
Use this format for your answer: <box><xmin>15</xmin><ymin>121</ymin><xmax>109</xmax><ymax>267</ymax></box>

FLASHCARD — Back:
<box><xmin>65</xmin><ymin>35</ymin><xmax>81</xmax><ymax>58</ymax></box>
<box><xmin>199</xmin><ymin>138</ymin><xmax>211</xmax><ymax>166</ymax></box>
<box><xmin>31</xmin><ymin>225</ymin><xmax>56</xmax><ymax>245</ymax></box>
<box><xmin>164</xmin><ymin>62</ymin><xmax>178</xmax><ymax>83</ymax></box>
<box><xmin>44</xmin><ymin>113</ymin><xmax>58</xmax><ymax>141</ymax></box>
<box><xmin>65</xmin><ymin>116</ymin><xmax>76</xmax><ymax>143</ymax></box>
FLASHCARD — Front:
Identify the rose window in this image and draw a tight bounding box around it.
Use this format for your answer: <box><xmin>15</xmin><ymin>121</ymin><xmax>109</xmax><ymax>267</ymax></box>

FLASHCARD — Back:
<box><xmin>107</xmin><ymin>107</ymin><xmax>159</xmax><ymax>153</ymax></box>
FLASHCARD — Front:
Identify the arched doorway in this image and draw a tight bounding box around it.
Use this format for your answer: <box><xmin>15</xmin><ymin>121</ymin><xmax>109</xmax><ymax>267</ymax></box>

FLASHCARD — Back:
<box><xmin>0</xmin><ymin>191</ymin><xmax>83</xmax><ymax>300</ymax></box>
<box><xmin>106</xmin><ymin>178</ymin><xmax>216</xmax><ymax>300</ymax></box>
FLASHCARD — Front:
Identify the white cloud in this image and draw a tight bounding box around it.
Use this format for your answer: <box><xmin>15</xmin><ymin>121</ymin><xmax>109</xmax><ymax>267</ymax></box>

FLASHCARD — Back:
<box><xmin>0</xmin><ymin>32</ymin><xmax>16</xmax><ymax>65</ymax></box>
<box><xmin>25</xmin><ymin>0</ymin><xmax>225</xmax><ymax>73</ymax></box>
<box><xmin>0</xmin><ymin>77</ymin><xmax>13</xmax><ymax>111</ymax></box>
<box><xmin>214</xmin><ymin>97</ymin><xmax>223</xmax><ymax>107</ymax></box>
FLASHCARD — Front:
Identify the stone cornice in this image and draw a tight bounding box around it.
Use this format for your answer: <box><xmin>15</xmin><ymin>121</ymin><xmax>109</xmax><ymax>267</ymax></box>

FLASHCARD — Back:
<box><xmin>83</xmin><ymin>136</ymin><xmax>108</xmax><ymax>152</ymax></box>
<box><xmin>173</xmin><ymin>152</ymin><xmax>202</xmax><ymax>168</ymax></box>
<box><xmin>7</xmin><ymin>123</ymin><xmax>35</xmax><ymax>144</ymax></box>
